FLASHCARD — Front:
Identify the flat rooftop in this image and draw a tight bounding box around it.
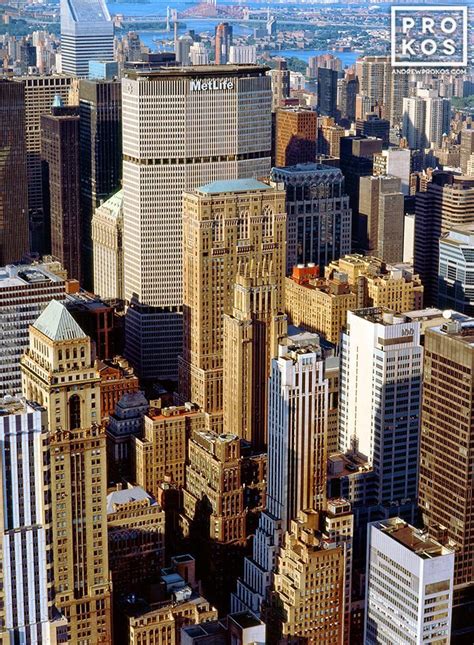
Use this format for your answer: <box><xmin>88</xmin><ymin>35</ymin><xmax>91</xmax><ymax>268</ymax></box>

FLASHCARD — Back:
<box><xmin>229</xmin><ymin>611</ymin><xmax>263</xmax><ymax>629</ymax></box>
<box><xmin>124</xmin><ymin>64</ymin><xmax>268</xmax><ymax>80</ymax></box>
<box><xmin>272</xmin><ymin>162</ymin><xmax>343</xmax><ymax>175</ymax></box>
<box><xmin>0</xmin><ymin>264</ymin><xmax>64</xmax><ymax>289</ymax></box>
<box><xmin>379</xmin><ymin>519</ymin><xmax>453</xmax><ymax>559</ymax></box>
<box><xmin>0</xmin><ymin>396</ymin><xmax>44</xmax><ymax>417</ymax></box>
<box><xmin>196</xmin><ymin>179</ymin><xmax>272</xmax><ymax>195</ymax></box>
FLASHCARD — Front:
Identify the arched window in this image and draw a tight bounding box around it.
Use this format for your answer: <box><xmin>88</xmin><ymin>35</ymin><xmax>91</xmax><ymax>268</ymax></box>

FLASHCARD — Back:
<box><xmin>262</xmin><ymin>205</ymin><xmax>273</xmax><ymax>237</ymax></box>
<box><xmin>69</xmin><ymin>395</ymin><xmax>81</xmax><ymax>430</ymax></box>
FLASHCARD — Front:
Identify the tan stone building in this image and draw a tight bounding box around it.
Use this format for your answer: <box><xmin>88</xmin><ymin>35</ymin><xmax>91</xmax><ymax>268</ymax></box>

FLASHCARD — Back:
<box><xmin>317</xmin><ymin>116</ymin><xmax>345</xmax><ymax>158</ymax></box>
<box><xmin>107</xmin><ymin>484</ymin><xmax>165</xmax><ymax>599</ymax></box>
<box><xmin>268</xmin><ymin>502</ymin><xmax>353</xmax><ymax>645</ymax></box>
<box><xmin>223</xmin><ymin>269</ymin><xmax>287</xmax><ymax>449</ymax></box>
<box><xmin>179</xmin><ymin>179</ymin><xmax>286</xmax><ymax>431</ymax></box>
<box><xmin>285</xmin><ymin>258</ymin><xmax>424</xmax><ymax>344</ymax></box>
<box><xmin>284</xmin><ymin>265</ymin><xmax>356</xmax><ymax>344</ymax></box>
<box><xmin>20</xmin><ymin>300</ymin><xmax>112</xmax><ymax>643</ymax></box>
<box><xmin>134</xmin><ymin>402</ymin><xmax>205</xmax><ymax>500</ymax></box>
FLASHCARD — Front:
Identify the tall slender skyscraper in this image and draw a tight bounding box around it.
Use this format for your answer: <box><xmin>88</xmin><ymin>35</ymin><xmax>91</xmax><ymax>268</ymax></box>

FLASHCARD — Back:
<box><xmin>79</xmin><ymin>79</ymin><xmax>122</xmax><ymax>287</ymax></box>
<box><xmin>60</xmin><ymin>0</ymin><xmax>114</xmax><ymax>77</ymax></box>
<box><xmin>41</xmin><ymin>107</ymin><xmax>81</xmax><ymax>281</ymax></box>
<box><xmin>0</xmin><ymin>80</ymin><xmax>29</xmax><ymax>264</ymax></box>
<box><xmin>0</xmin><ymin>399</ymin><xmax>56</xmax><ymax>643</ymax></box>
<box><xmin>215</xmin><ymin>23</ymin><xmax>232</xmax><ymax>65</ymax></box>
<box><xmin>418</xmin><ymin>314</ymin><xmax>474</xmax><ymax>633</ymax></box>
<box><xmin>121</xmin><ymin>66</ymin><xmax>272</xmax><ymax>380</ymax></box>
<box><xmin>317</xmin><ymin>67</ymin><xmax>338</xmax><ymax>118</ymax></box>
<box><xmin>232</xmin><ymin>334</ymin><xmax>329</xmax><ymax>615</ymax></box>
<box><xmin>21</xmin><ymin>300</ymin><xmax>112</xmax><ymax>642</ymax></box>
<box><xmin>179</xmin><ymin>179</ymin><xmax>286</xmax><ymax>432</ymax></box>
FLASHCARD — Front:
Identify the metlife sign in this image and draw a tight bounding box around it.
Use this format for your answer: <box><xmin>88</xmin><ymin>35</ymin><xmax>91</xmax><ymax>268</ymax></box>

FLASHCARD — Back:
<box><xmin>391</xmin><ymin>5</ymin><xmax>468</xmax><ymax>67</ymax></box>
<box><xmin>190</xmin><ymin>78</ymin><xmax>235</xmax><ymax>91</ymax></box>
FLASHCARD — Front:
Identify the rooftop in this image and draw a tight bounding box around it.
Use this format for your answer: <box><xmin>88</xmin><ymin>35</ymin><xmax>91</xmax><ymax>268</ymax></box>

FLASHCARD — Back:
<box><xmin>272</xmin><ymin>162</ymin><xmax>343</xmax><ymax>176</ymax></box>
<box><xmin>0</xmin><ymin>396</ymin><xmax>44</xmax><ymax>417</ymax></box>
<box><xmin>33</xmin><ymin>300</ymin><xmax>87</xmax><ymax>342</ymax></box>
<box><xmin>0</xmin><ymin>263</ymin><xmax>64</xmax><ymax>289</ymax></box>
<box><xmin>378</xmin><ymin>518</ymin><xmax>453</xmax><ymax>559</ymax></box>
<box><xmin>106</xmin><ymin>485</ymin><xmax>154</xmax><ymax>514</ymax></box>
<box><xmin>229</xmin><ymin>611</ymin><xmax>263</xmax><ymax>630</ymax></box>
<box><xmin>196</xmin><ymin>179</ymin><xmax>272</xmax><ymax>195</ymax></box>
<box><xmin>124</xmin><ymin>64</ymin><xmax>269</xmax><ymax>80</ymax></box>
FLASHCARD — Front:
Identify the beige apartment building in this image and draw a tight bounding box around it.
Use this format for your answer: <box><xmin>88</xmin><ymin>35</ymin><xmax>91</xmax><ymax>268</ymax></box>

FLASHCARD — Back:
<box><xmin>134</xmin><ymin>402</ymin><xmax>205</xmax><ymax>500</ymax></box>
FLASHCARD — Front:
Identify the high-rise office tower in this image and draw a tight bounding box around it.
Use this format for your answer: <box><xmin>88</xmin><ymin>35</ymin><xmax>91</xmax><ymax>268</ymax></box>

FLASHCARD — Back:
<box><xmin>339</xmin><ymin>309</ymin><xmax>422</xmax><ymax>554</ymax></box>
<box><xmin>122</xmin><ymin>66</ymin><xmax>272</xmax><ymax>381</ymax></box>
<box><xmin>460</xmin><ymin>128</ymin><xmax>474</xmax><ymax>174</ymax></box>
<box><xmin>317</xmin><ymin>116</ymin><xmax>346</xmax><ymax>158</ymax></box>
<box><xmin>0</xmin><ymin>80</ymin><xmax>29</xmax><ymax>264</ymax></box>
<box><xmin>179</xmin><ymin>179</ymin><xmax>286</xmax><ymax>431</ymax></box>
<box><xmin>356</xmin><ymin>113</ymin><xmax>390</xmax><ymax>148</ymax></box>
<box><xmin>0</xmin><ymin>398</ymin><xmax>56</xmax><ymax>643</ymax></box>
<box><xmin>317</xmin><ymin>67</ymin><xmax>338</xmax><ymax>118</ymax></box>
<box><xmin>389</xmin><ymin>72</ymin><xmax>409</xmax><ymax>128</ymax></box>
<box><xmin>355</xmin><ymin>56</ymin><xmax>391</xmax><ymax>120</ymax></box>
<box><xmin>339</xmin><ymin>135</ymin><xmax>383</xmax><ymax>247</ymax></box>
<box><xmin>229</xmin><ymin>45</ymin><xmax>257</xmax><ymax>65</ymax></box>
<box><xmin>439</xmin><ymin>225</ymin><xmax>474</xmax><ymax>315</ymax></box>
<box><xmin>176</xmin><ymin>34</ymin><xmax>193</xmax><ymax>66</ymax></box>
<box><xmin>189</xmin><ymin>42</ymin><xmax>209</xmax><ymax>66</ymax></box>
<box><xmin>222</xmin><ymin>270</ymin><xmax>287</xmax><ymax>449</ymax></box>
<box><xmin>268</xmin><ymin>505</ymin><xmax>353</xmax><ymax>644</ymax></box>
<box><xmin>337</xmin><ymin>77</ymin><xmax>358</xmax><ymax>122</ymax></box>
<box><xmin>79</xmin><ymin>79</ymin><xmax>122</xmax><ymax>287</ymax></box>
<box><xmin>402</xmin><ymin>96</ymin><xmax>427</xmax><ymax>150</ymax></box>
<box><xmin>0</xmin><ymin>261</ymin><xmax>67</xmax><ymax>397</ymax></box>
<box><xmin>359</xmin><ymin>175</ymin><xmax>404</xmax><ymax>261</ymax></box>
<box><xmin>275</xmin><ymin>107</ymin><xmax>317</xmax><ymax>167</ymax></box>
<box><xmin>418</xmin><ymin>314</ymin><xmax>474</xmax><ymax>626</ymax></box>
<box><xmin>214</xmin><ymin>22</ymin><xmax>232</xmax><ymax>65</ymax></box>
<box><xmin>92</xmin><ymin>189</ymin><xmax>124</xmax><ymax>301</ymax></box>
<box><xmin>365</xmin><ymin>518</ymin><xmax>454</xmax><ymax>645</ymax></box>
<box><xmin>415</xmin><ymin>173</ymin><xmax>474</xmax><ymax>304</ymax></box>
<box><xmin>40</xmin><ymin>107</ymin><xmax>81</xmax><ymax>281</ymax></box>
<box><xmin>373</xmin><ymin>147</ymin><xmax>411</xmax><ymax>195</ymax></box>
<box><xmin>232</xmin><ymin>335</ymin><xmax>329</xmax><ymax>615</ymax></box>
<box><xmin>269</xmin><ymin>58</ymin><xmax>290</xmax><ymax>112</ymax></box>
<box><xmin>15</xmin><ymin>76</ymin><xmax>73</xmax><ymax>253</ymax></box>
<box><xmin>60</xmin><ymin>0</ymin><xmax>114</xmax><ymax>77</ymax></box>
<box><xmin>271</xmin><ymin>162</ymin><xmax>352</xmax><ymax>274</ymax></box>
<box><xmin>403</xmin><ymin>93</ymin><xmax>451</xmax><ymax>150</ymax></box>
<box><xmin>21</xmin><ymin>300</ymin><xmax>112</xmax><ymax>642</ymax></box>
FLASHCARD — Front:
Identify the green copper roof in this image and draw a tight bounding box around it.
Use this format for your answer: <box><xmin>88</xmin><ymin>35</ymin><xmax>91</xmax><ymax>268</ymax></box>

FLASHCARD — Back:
<box><xmin>197</xmin><ymin>179</ymin><xmax>272</xmax><ymax>195</ymax></box>
<box><xmin>33</xmin><ymin>300</ymin><xmax>87</xmax><ymax>341</ymax></box>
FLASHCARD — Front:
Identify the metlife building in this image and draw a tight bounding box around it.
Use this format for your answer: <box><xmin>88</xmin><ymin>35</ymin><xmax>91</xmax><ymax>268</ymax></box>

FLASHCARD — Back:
<box><xmin>121</xmin><ymin>65</ymin><xmax>272</xmax><ymax>380</ymax></box>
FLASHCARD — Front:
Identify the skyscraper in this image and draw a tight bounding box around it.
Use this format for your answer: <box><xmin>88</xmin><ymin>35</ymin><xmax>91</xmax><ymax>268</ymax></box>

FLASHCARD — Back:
<box><xmin>0</xmin><ymin>398</ymin><xmax>56</xmax><ymax>643</ymax></box>
<box><xmin>21</xmin><ymin>300</ymin><xmax>112</xmax><ymax>642</ymax></box>
<box><xmin>0</xmin><ymin>80</ymin><xmax>29</xmax><ymax>264</ymax></box>
<box><xmin>460</xmin><ymin>128</ymin><xmax>474</xmax><ymax>174</ymax></box>
<box><xmin>232</xmin><ymin>334</ymin><xmax>329</xmax><ymax>615</ymax></box>
<box><xmin>121</xmin><ymin>66</ymin><xmax>272</xmax><ymax>380</ymax></box>
<box><xmin>271</xmin><ymin>162</ymin><xmax>352</xmax><ymax>274</ymax></box>
<box><xmin>365</xmin><ymin>518</ymin><xmax>454</xmax><ymax>645</ymax></box>
<box><xmin>339</xmin><ymin>135</ymin><xmax>383</xmax><ymax>247</ymax></box>
<box><xmin>403</xmin><ymin>92</ymin><xmax>451</xmax><ymax>150</ymax></box>
<box><xmin>15</xmin><ymin>76</ymin><xmax>73</xmax><ymax>253</ymax></box>
<box><xmin>60</xmin><ymin>0</ymin><xmax>114</xmax><ymax>77</ymax></box>
<box><xmin>223</xmin><ymin>270</ymin><xmax>287</xmax><ymax>449</ymax></box>
<box><xmin>179</xmin><ymin>179</ymin><xmax>286</xmax><ymax>431</ymax></box>
<box><xmin>339</xmin><ymin>309</ymin><xmax>422</xmax><ymax>557</ymax></box>
<box><xmin>92</xmin><ymin>189</ymin><xmax>123</xmax><ymax>301</ymax></box>
<box><xmin>355</xmin><ymin>56</ymin><xmax>391</xmax><ymax>120</ymax></box>
<box><xmin>0</xmin><ymin>261</ymin><xmax>67</xmax><ymax>397</ymax></box>
<box><xmin>439</xmin><ymin>225</ymin><xmax>474</xmax><ymax>315</ymax></box>
<box><xmin>79</xmin><ymin>79</ymin><xmax>122</xmax><ymax>286</ymax></box>
<box><xmin>359</xmin><ymin>175</ymin><xmax>404</xmax><ymax>261</ymax></box>
<box><xmin>317</xmin><ymin>67</ymin><xmax>338</xmax><ymax>118</ymax></box>
<box><xmin>418</xmin><ymin>314</ymin><xmax>474</xmax><ymax>627</ymax></box>
<box><xmin>41</xmin><ymin>107</ymin><xmax>81</xmax><ymax>281</ymax></box>
<box><xmin>415</xmin><ymin>173</ymin><xmax>474</xmax><ymax>305</ymax></box>
<box><xmin>214</xmin><ymin>23</ymin><xmax>232</xmax><ymax>65</ymax></box>
<box><xmin>275</xmin><ymin>107</ymin><xmax>317</xmax><ymax>167</ymax></box>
